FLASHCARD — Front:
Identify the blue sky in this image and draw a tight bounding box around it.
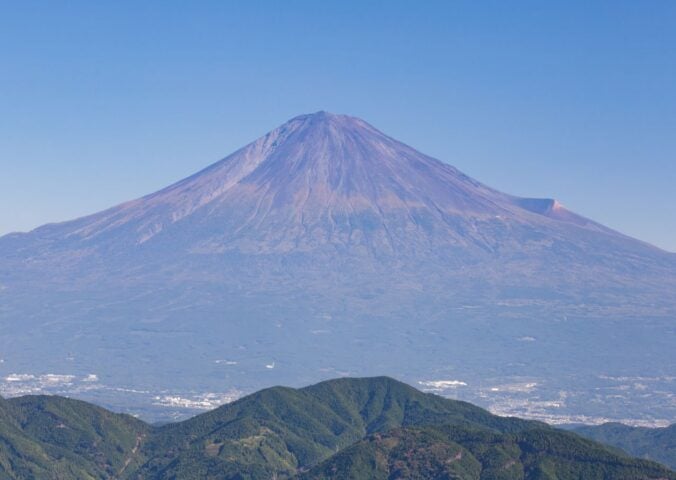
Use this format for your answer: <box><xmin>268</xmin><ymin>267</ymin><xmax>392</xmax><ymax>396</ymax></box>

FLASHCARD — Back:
<box><xmin>1</xmin><ymin>1</ymin><xmax>675</xmax><ymax>251</ymax></box>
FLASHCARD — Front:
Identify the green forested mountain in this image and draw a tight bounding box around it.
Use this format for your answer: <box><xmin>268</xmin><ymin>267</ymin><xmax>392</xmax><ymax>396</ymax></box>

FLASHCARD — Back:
<box><xmin>0</xmin><ymin>377</ymin><xmax>673</xmax><ymax>480</ymax></box>
<box><xmin>0</xmin><ymin>395</ymin><xmax>147</xmax><ymax>479</ymax></box>
<box><xmin>303</xmin><ymin>425</ymin><xmax>673</xmax><ymax>480</ymax></box>
<box><xmin>574</xmin><ymin>422</ymin><xmax>676</xmax><ymax>470</ymax></box>
<box><xmin>136</xmin><ymin>377</ymin><xmax>536</xmax><ymax>479</ymax></box>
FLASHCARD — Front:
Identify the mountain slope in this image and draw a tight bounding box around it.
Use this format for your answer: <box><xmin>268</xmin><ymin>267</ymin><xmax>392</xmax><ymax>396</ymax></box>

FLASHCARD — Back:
<box><xmin>303</xmin><ymin>426</ymin><xmax>675</xmax><ymax>480</ymax></box>
<box><xmin>0</xmin><ymin>378</ymin><xmax>673</xmax><ymax>480</ymax></box>
<box><xmin>574</xmin><ymin>423</ymin><xmax>676</xmax><ymax>470</ymax></box>
<box><xmin>0</xmin><ymin>395</ymin><xmax>146</xmax><ymax>479</ymax></box>
<box><xmin>0</xmin><ymin>112</ymin><xmax>674</xmax><ymax>422</ymax></box>
<box><xmin>137</xmin><ymin>377</ymin><xmax>537</xmax><ymax>478</ymax></box>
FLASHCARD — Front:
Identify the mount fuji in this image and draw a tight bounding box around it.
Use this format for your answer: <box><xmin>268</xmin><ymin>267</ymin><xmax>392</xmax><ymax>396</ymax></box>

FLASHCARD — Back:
<box><xmin>1</xmin><ymin>112</ymin><xmax>674</xmax><ymax>422</ymax></box>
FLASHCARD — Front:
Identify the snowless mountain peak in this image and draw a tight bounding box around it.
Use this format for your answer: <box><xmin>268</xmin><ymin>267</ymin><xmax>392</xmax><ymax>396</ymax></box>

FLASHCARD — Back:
<box><xmin>23</xmin><ymin>112</ymin><xmax>626</xmax><ymax>251</ymax></box>
<box><xmin>0</xmin><ymin>112</ymin><xmax>674</xmax><ymax>420</ymax></box>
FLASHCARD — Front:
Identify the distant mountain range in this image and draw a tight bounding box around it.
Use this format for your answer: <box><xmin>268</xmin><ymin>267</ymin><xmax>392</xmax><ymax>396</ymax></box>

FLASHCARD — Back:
<box><xmin>0</xmin><ymin>377</ymin><xmax>673</xmax><ymax>479</ymax></box>
<box><xmin>0</xmin><ymin>112</ymin><xmax>674</xmax><ymax>422</ymax></box>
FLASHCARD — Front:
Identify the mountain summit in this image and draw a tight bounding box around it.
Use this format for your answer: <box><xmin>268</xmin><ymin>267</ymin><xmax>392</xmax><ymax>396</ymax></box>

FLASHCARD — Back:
<box><xmin>13</xmin><ymin>111</ymin><xmax>629</xmax><ymax>257</ymax></box>
<box><xmin>0</xmin><ymin>112</ymin><xmax>674</xmax><ymax>422</ymax></box>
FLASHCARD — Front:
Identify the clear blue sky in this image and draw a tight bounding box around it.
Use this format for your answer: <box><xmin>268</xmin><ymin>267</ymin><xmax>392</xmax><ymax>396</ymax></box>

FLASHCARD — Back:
<box><xmin>1</xmin><ymin>1</ymin><xmax>675</xmax><ymax>251</ymax></box>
